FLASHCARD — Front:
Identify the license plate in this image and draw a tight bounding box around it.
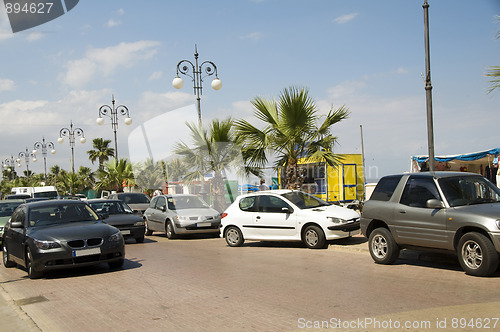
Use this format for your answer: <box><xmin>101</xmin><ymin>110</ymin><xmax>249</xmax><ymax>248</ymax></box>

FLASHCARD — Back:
<box><xmin>72</xmin><ymin>247</ymin><xmax>101</xmax><ymax>257</ymax></box>
<box><xmin>197</xmin><ymin>222</ymin><xmax>211</xmax><ymax>227</ymax></box>
<box><xmin>120</xmin><ymin>230</ymin><xmax>131</xmax><ymax>235</ymax></box>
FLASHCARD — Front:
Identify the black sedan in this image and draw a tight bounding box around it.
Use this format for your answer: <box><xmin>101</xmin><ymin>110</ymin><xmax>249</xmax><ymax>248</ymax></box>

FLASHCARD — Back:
<box><xmin>87</xmin><ymin>199</ymin><xmax>146</xmax><ymax>243</ymax></box>
<box><xmin>2</xmin><ymin>200</ymin><xmax>125</xmax><ymax>279</ymax></box>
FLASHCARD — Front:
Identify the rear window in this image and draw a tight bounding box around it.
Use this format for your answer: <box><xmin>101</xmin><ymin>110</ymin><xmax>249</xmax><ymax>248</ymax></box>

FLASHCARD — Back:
<box><xmin>370</xmin><ymin>175</ymin><xmax>403</xmax><ymax>201</ymax></box>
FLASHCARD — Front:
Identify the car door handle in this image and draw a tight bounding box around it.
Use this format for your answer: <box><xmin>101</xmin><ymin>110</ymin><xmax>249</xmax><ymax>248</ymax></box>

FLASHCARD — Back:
<box><xmin>256</xmin><ymin>216</ymin><xmax>261</xmax><ymax>219</ymax></box>
<box><xmin>399</xmin><ymin>210</ymin><xmax>406</xmax><ymax>214</ymax></box>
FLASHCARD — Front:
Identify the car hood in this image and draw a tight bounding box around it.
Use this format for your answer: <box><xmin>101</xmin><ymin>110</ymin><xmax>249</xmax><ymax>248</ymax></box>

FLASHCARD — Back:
<box><xmin>300</xmin><ymin>204</ymin><xmax>360</xmax><ymax>220</ymax></box>
<box><xmin>104</xmin><ymin>213</ymin><xmax>143</xmax><ymax>226</ymax></box>
<box><xmin>28</xmin><ymin>221</ymin><xmax>118</xmax><ymax>242</ymax></box>
<box><xmin>450</xmin><ymin>202</ymin><xmax>500</xmax><ymax>219</ymax></box>
<box><xmin>175</xmin><ymin>208</ymin><xmax>220</xmax><ymax>218</ymax></box>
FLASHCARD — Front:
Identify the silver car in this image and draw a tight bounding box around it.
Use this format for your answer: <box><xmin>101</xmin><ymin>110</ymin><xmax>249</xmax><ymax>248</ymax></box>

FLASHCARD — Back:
<box><xmin>144</xmin><ymin>194</ymin><xmax>221</xmax><ymax>239</ymax></box>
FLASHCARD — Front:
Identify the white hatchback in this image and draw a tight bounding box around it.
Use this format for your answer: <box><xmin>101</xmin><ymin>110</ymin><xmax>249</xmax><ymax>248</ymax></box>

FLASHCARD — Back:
<box><xmin>221</xmin><ymin>190</ymin><xmax>360</xmax><ymax>249</ymax></box>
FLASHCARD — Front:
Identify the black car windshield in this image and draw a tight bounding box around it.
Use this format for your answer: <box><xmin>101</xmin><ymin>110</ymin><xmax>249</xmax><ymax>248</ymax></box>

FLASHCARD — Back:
<box><xmin>29</xmin><ymin>204</ymin><xmax>99</xmax><ymax>226</ymax></box>
<box><xmin>0</xmin><ymin>201</ymin><xmax>23</xmax><ymax>217</ymax></box>
<box><xmin>89</xmin><ymin>201</ymin><xmax>133</xmax><ymax>214</ymax></box>
<box><xmin>281</xmin><ymin>191</ymin><xmax>330</xmax><ymax>209</ymax></box>
<box><xmin>118</xmin><ymin>194</ymin><xmax>150</xmax><ymax>204</ymax></box>
<box><xmin>168</xmin><ymin>196</ymin><xmax>210</xmax><ymax>210</ymax></box>
<box><xmin>438</xmin><ymin>176</ymin><xmax>500</xmax><ymax>207</ymax></box>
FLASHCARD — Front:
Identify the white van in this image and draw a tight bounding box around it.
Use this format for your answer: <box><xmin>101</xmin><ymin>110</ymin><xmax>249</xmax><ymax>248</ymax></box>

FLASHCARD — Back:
<box><xmin>11</xmin><ymin>186</ymin><xmax>59</xmax><ymax>199</ymax></box>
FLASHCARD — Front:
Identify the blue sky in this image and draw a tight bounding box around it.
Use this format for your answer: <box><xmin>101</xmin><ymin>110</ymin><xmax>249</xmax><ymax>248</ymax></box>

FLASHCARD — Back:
<box><xmin>0</xmin><ymin>0</ymin><xmax>499</xmax><ymax>182</ymax></box>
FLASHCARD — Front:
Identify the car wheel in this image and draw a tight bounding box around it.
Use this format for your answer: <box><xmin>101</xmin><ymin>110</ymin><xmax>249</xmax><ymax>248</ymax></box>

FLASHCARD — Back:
<box><xmin>26</xmin><ymin>248</ymin><xmax>43</xmax><ymax>279</ymax></box>
<box><xmin>457</xmin><ymin>232</ymin><xmax>499</xmax><ymax>277</ymax></box>
<box><xmin>303</xmin><ymin>225</ymin><xmax>327</xmax><ymax>249</ymax></box>
<box><xmin>145</xmin><ymin>219</ymin><xmax>153</xmax><ymax>236</ymax></box>
<box><xmin>166</xmin><ymin>220</ymin><xmax>177</xmax><ymax>239</ymax></box>
<box><xmin>368</xmin><ymin>227</ymin><xmax>400</xmax><ymax>264</ymax></box>
<box><xmin>2</xmin><ymin>244</ymin><xmax>16</xmax><ymax>268</ymax></box>
<box><xmin>109</xmin><ymin>259</ymin><xmax>124</xmax><ymax>269</ymax></box>
<box><xmin>225</xmin><ymin>226</ymin><xmax>244</xmax><ymax>247</ymax></box>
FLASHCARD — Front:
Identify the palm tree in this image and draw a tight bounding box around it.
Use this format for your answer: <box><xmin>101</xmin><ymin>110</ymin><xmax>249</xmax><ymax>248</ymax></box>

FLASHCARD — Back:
<box><xmin>235</xmin><ymin>86</ymin><xmax>349</xmax><ymax>190</ymax></box>
<box><xmin>174</xmin><ymin>118</ymin><xmax>242</xmax><ymax>212</ymax></box>
<box><xmin>134</xmin><ymin>158</ymin><xmax>164</xmax><ymax>194</ymax></box>
<box><xmin>487</xmin><ymin>16</ymin><xmax>500</xmax><ymax>94</ymax></box>
<box><xmin>87</xmin><ymin>138</ymin><xmax>115</xmax><ymax>172</ymax></box>
<box><xmin>102</xmin><ymin>158</ymin><xmax>135</xmax><ymax>192</ymax></box>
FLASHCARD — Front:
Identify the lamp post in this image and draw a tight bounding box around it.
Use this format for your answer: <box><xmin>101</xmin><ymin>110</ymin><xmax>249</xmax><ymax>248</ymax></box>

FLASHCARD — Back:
<box><xmin>3</xmin><ymin>155</ymin><xmax>16</xmax><ymax>180</ymax></box>
<box><xmin>423</xmin><ymin>0</ymin><xmax>435</xmax><ymax>172</ymax></box>
<box><xmin>97</xmin><ymin>95</ymin><xmax>132</xmax><ymax>160</ymax></box>
<box><xmin>172</xmin><ymin>45</ymin><xmax>222</xmax><ymax>122</ymax></box>
<box><xmin>17</xmin><ymin>147</ymin><xmax>37</xmax><ymax>178</ymax></box>
<box><xmin>58</xmin><ymin>121</ymin><xmax>86</xmax><ymax>174</ymax></box>
<box><xmin>33</xmin><ymin>137</ymin><xmax>56</xmax><ymax>181</ymax></box>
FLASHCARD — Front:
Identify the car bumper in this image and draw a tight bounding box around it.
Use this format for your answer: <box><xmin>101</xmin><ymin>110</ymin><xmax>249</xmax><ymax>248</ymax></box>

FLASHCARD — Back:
<box><xmin>174</xmin><ymin>221</ymin><xmax>221</xmax><ymax>235</ymax></box>
<box><xmin>325</xmin><ymin>220</ymin><xmax>361</xmax><ymax>239</ymax></box>
<box><xmin>114</xmin><ymin>225</ymin><xmax>145</xmax><ymax>239</ymax></box>
<box><xmin>490</xmin><ymin>231</ymin><xmax>500</xmax><ymax>253</ymax></box>
<box><xmin>31</xmin><ymin>243</ymin><xmax>125</xmax><ymax>272</ymax></box>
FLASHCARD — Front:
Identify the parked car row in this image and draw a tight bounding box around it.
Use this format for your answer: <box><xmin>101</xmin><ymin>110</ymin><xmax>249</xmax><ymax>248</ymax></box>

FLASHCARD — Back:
<box><xmin>1</xmin><ymin>190</ymin><xmax>361</xmax><ymax>279</ymax></box>
<box><xmin>4</xmin><ymin>171</ymin><xmax>499</xmax><ymax>279</ymax></box>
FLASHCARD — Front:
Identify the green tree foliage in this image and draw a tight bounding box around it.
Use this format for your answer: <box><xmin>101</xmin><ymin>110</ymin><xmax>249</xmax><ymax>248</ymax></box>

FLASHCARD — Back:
<box><xmin>174</xmin><ymin>118</ymin><xmax>242</xmax><ymax>212</ymax></box>
<box><xmin>235</xmin><ymin>86</ymin><xmax>349</xmax><ymax>189</ymax></box>
<box><xmin>486</xmin><ymin>16</ymin><xmax>500</xmax><ymax>94</ymax></box>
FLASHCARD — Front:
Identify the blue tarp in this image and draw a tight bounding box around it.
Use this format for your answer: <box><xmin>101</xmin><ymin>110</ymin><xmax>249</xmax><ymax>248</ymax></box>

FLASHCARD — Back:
<box><xmin>412</xmin><ymin>148</ymin><xmax>500</xmax><ymax>163</ymax></box>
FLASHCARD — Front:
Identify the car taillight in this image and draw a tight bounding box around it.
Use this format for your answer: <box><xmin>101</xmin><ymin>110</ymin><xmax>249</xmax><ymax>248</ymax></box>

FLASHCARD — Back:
<box><xmin>221</xmin><ymin>213</ymin><xmax>228</xmax><ymax>219</ymax></box>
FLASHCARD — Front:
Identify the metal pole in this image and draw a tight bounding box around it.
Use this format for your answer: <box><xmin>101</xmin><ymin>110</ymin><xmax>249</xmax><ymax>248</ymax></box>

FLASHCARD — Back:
<box><xmin>423</xmin><ymin>0</ymin><xmax>435</xmax><ymax>172</ymax></box>
<box><xmin>360</xmin><ymin>125</ymin><xmax>366</xmax><ymax>201</ymax></box>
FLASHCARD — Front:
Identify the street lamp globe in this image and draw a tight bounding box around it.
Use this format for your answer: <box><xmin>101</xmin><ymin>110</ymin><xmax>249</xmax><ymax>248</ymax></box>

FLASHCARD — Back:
<box><xmin>80</xmin><ymin>137</ymin><xmax>86</xmax><ymax>144</ymax></box>
<box><xmin>211</xmin><ymin>78</ymin><xmax>222</xmax><ymax>90</ymax></box>
<box><xmin>172</xmin><ymin>76</ymin><xmax>184</xmax><ymax>89</ymax></box>
<box><xmin>51</xmin><ymin>149</ymin><xmax>56</xmax><ymax>154</ymax></box>
<box><xmin>124</xmin><ymin>117</ymin><xmax>132</xmax><ymax>125</ymax></box>
<box><xmin>33</xmin><ymin>157</ymin><xmax>37</xmax><ymax>162</ymax></box>
<box><xmin>57</xmin><ymin>137</ymin><xmax>64</xmax><ymax>144</ymax></box>
<box><xmin>96</xmin><ymin>117</ymin><xmax>105</xmax><ymax>125</ymax></box>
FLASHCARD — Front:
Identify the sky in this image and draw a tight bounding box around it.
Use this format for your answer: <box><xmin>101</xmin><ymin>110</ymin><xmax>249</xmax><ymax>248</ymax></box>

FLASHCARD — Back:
<box><xmin>1</xmin><ymin>0</ymin><xmax>500</xmax><ymax>184</ymax></box>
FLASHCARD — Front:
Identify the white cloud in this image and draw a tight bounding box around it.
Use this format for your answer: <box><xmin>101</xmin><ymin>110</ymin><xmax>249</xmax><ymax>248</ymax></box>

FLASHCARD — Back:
<box><xmin>326</xmin><ymin>80</ymin><xmax>366</xmax><ymax>100</ymax></box>
<box><xmin>334</xmin><ymin>13</ymin><xmax>358</xmax><ymax>24</ymax></box>
<box><xmin>117</xmin><ymin>8</ymin><xmax>125</xmax><ymax>15</ymax></box>
<box><xmin>62</xmin><ymin>41</ymin><xmax>160</xmax><ymax>88</ymax></box>
<box><xmin>26</xmin><ymin>31</ymin><xmax>43</xmax><ymax>41</ymax></box>
<box><xmin>106</xmin><ymin>19</ymin><xmax>121</xmax><ymax>28</ymax></box>
<box><xmin>148</xmin><ymin>71</ymin><xmax>163</xmax><ymax>81</ymax></box>
<box><xmin>0</xmin><ymin>78</ymin><xmax>15</xmax><ymax>91</ymax></box>
<box><xmin>240</xmin><ymin>32</ymin><xmax>263</xmax><ymax>41</ymax></box>
<box><xmin>139</xmin><ymin>91</ymin><xmax>194</xmax><ymax>122</ymax></box>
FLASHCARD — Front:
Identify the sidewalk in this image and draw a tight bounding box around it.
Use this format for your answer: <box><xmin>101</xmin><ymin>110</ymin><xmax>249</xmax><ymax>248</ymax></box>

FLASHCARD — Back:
<box><xmin>0</xmin><ymin>285</ymin><xmax>39</xmax><ymax>332</ymax></box>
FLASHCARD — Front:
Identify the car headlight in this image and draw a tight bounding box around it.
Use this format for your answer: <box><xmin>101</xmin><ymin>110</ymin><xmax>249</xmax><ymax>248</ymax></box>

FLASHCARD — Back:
<box><xmin>327</xmin><ymin>217</ymin><xmax>348</xmax><ymax>224</ymax></box>
<box><xmin>33</xmin><ymin>239</ymin><xmax>61</xmax><ymax>250</ymax></box>
<box><xmin>134</xmin><ymin>220</ymin><xmax>145</xmax><ymax>226</ymax></box>
<box><xmin>108</xmin><ymin>231</ymin><xmax>123</xmax><ymax>243</ymax></box>
<box><xmin>174</xmin><ymin>215</ymin><xmax>187</xmax><ymax>221</ymax></box>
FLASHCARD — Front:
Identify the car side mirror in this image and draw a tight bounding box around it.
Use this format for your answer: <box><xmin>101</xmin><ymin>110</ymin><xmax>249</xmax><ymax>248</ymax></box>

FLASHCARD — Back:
<box><xmin>426</xmin><ymin>199</ymin><xmax>444</xmax><ymax>209</ymax></box>
<box><xmin>10</xmin><ymin>221</ymin><xmax>23</xmax><ymax>228</ymax></box>
<box><xmin>281</xmin><ymin>207</ymin><xmax>292</xmax><ymax>214</ymax></box>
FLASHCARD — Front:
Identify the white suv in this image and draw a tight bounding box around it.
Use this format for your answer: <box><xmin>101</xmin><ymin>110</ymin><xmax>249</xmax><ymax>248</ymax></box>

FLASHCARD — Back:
<box><xmin>221</xmin><ymin>190</ymin><xmax>360</xmax><ymax>249</ymax></box>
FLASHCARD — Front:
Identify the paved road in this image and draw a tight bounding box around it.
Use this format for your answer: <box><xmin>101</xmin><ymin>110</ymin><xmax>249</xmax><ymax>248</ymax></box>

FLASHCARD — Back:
<box><xmin>0</xmin><ymin>235</ymin><xmax>499</xmax><ymax>332</ymax></box>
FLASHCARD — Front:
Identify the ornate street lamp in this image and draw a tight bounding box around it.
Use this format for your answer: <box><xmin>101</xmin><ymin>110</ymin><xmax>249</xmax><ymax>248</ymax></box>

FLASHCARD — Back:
<box><xmin>3</xmin><ymin>155</ymin><xmax>16</xmax><ymax>180</ymax></box>
<box><xmin>58</xmin><ymin>121</ymin><xmax>86</xmax><ymax>174</ymax></box>
<box><xmin>172</xmin><ymin>45</ymin><xmax>222</xmax><ymax>122</ymax></box>
<box><xmin>17</xmin><ymin>147</ymin><xmax>37</xmax><ymax>178</ymax></box>
<box><xmin>33</xmin><ymin>137</ymin><xmax>56</xmax><ymax>181</ymax></box>
<box><xmin>97</xmin><ymin>95</ymin><xmax>132</xmax><ymax>160</ymax></box>
<box><xmin>423</xmin><ymin>0</ymin><xmax>435</xmax><ymax>172</ymax></box>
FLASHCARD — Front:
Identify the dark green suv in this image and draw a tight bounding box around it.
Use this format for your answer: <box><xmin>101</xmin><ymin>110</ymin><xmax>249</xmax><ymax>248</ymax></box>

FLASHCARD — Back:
<box><xmin>361</xmin><ymin>172</ymin><xmax>500</xmax><ymax>277</ymax></box>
